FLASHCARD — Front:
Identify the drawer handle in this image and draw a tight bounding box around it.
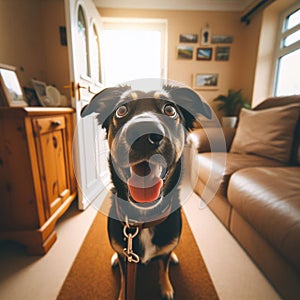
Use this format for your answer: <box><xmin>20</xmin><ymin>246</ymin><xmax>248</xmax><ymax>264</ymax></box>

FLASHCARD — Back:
<box><xmin>51</xmin><ymin>121</ymin><xmax>61</xmax><ymax>127</ymax></box>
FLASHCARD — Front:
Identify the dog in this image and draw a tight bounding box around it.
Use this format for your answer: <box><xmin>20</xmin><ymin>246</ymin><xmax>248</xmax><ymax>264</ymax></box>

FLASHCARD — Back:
<box><xmin>81</xmin><ymin>81</ymin><xmax>211</xmax><ymax>300</ymax></box>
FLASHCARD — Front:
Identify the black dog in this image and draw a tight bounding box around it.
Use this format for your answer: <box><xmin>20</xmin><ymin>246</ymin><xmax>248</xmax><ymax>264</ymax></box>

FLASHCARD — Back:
<box><xmin>81</xmin><ymin>82</ymin><xmax>211</xmax><ymax>300</ymax></box>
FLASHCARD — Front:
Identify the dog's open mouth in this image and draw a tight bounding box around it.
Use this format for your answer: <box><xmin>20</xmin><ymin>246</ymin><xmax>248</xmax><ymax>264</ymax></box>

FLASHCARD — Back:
<box><xmin>127</xmin><ymin>161</ymin><xmax>167</xmax><ymax>204</ymax></box>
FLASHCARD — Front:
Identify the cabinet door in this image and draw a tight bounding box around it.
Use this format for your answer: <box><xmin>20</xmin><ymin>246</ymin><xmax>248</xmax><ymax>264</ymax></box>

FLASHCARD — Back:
<box><xmin>33</xmin><ymin>116</ymin><xmax>71</xmax><ymax>218</ymax></box>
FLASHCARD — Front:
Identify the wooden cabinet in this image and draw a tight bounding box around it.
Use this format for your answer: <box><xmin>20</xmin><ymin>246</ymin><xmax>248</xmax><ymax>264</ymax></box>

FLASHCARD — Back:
<box><xmin>0</xmin><ymin>108</ymin><xmax>77</xmax><ymax>255</ymax></box>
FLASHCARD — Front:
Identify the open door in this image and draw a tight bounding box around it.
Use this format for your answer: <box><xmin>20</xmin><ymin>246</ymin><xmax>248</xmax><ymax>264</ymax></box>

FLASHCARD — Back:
<box><xmin>64</xmin><ymin>0</ymin><xmax>109</xmax><ymax>210</ymax></box>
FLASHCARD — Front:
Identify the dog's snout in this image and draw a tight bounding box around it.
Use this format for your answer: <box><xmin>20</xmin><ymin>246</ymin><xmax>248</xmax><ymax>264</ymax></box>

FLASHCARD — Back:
<box><xmin>126</xmin><ymin>119</ymin><xmax>165</xmax><ymax>151</ymax></box>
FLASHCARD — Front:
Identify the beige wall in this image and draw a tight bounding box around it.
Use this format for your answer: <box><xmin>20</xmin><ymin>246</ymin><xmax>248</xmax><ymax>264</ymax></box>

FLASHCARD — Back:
<box><xmin>40</xmin><ymin>0</ymin><xmax>70</xmax><ymax>96</ymax></box>
<box><xmin>99</xmin><ymin>8</ymin><xmax>258</xmax><ymax>112</ymax></box>
<box><xmin>0</xmin><ymin>0</ymin><xmax>43</xmax><ymax>87</ymax></box>
<box><xmin>0</xmin><ymin>0</ymin><xmax>69</xmax><ymax>98</ymax></box>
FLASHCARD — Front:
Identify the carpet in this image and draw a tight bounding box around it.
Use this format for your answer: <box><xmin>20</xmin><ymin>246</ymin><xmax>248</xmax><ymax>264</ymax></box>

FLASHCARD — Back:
<box><xmin>57</xmin><ymin>203</ymin><xmax>219</xmax><ymax>300</ymax></box>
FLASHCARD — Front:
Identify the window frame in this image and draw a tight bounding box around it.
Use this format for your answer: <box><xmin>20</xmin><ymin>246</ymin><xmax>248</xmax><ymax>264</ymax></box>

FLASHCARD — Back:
<box><xmin>273</xmin><ymin>2</ymin><xmax>300</xmax><ymax>96</ymax></box>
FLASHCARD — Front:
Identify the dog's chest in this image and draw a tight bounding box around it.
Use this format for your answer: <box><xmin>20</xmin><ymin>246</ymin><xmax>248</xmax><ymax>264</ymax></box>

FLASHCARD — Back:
<box><xmin>138</xmin><ymin>228</ymin><xmax>179</xmax><ymax>264</ymax></box>
<box><xmin>139</xmin><ymin>228</ymin><xmax>157</xmax><ymax>264</ymax></box>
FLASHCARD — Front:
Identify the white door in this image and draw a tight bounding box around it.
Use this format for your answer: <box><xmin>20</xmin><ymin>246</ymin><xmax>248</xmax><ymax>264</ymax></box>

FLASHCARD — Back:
<box><xmin>64</xmin><ymin>0</ymin><xmax>109</xmax><ymax>210</ymax></box>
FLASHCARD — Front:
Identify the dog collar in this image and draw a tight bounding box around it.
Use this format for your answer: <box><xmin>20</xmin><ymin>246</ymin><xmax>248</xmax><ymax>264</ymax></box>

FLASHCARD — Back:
<box><xmin>113</xmin><ymin>193</ymin><xmax>172</xmax><ymax>229</ymax></box>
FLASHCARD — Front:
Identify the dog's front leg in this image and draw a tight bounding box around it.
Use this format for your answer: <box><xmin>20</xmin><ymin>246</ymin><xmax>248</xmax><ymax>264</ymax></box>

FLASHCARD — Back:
<box><xmin>159</xmin><ymin>254</ymin><xmax>174</xmax><ymax>300</ymax></box>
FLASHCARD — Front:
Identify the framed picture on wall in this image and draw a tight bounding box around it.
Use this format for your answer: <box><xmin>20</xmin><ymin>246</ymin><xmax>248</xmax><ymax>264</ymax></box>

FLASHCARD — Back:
<box><xmin>201</xmin><ymin>27</ymin><xmax>211</xmax><ymax>45</ymax></box>
<box><xmin>193</xmin><ymin>73</ymin><xmax>219</xmax><ymax>90</ymax></box>
<box><xmin>211</xmin><ymin>35</ymin><xmax>233</xmax><ymax>44</ymax></box>
<box><xmin>179</xmin><ymin>33</ymin><xmax>198</xmax><ymax>43</ymax></box>
<box><xmin>196</xmin><ymin>48</ymin><xmax>213</xmax><ymax>60</ymax></box>
<box><xmin>0</xmin><ymin>64</ymin><xmax>28</xmax><ymax>107</ymax></box>
<box><xmin>177</xmin><ymin>46</ymin><xmax>194</xmax><ymax>60</ymax></box>
<box><xmin>215</xmin><ymin>46</ymin><xmax>230</xmax><ymax>61</ymax></box>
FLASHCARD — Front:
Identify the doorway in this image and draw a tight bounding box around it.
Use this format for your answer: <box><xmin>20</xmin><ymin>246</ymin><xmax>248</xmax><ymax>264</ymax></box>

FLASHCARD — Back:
<box><xmin>102</xmin><ymin>18</ymin><xmax>168</xmax><ymax>86</ymax></box>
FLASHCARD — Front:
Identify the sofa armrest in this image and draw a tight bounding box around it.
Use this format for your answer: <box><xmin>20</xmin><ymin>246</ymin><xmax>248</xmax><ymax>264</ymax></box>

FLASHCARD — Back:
<box><xmin>188</xmin><ymin>127</ymin><xmax>236</xmax><ymax>153</ymax></box>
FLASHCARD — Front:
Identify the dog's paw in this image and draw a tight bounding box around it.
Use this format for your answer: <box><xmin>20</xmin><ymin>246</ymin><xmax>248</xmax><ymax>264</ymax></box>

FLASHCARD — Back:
<box><xmin>161</xmin><ymin>288</ymin><xmax>174</xmax><ymax>300</ymax></box>
<box><xmin>170</xmin><ymin>252</ymin><xmax>179</xmax><ymax>265</ymax></box>
<box><xmin>160</xmin><ymin>277</ymin><xmax>174</xmax><ymax>300</ymax></box>
<box><xmin>111</xmin><ymin>252</ymin><xmax>119</xmax><ymax>268</ymax></box>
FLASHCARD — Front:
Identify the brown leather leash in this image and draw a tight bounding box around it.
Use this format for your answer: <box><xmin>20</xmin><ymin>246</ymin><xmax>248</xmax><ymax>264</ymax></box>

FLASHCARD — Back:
<box><xmin>123</xmin><ymin>220</ymin><xmax>140</xmax><ymax>300</ymax></box>
<box><xmin>115</xmin><ymin>195</ymin><xmax>172</xmax><ymax>300</ymax></box>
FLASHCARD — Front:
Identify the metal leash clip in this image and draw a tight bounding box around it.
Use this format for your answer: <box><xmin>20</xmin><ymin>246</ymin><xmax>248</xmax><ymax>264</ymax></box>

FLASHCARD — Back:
<box><xmin>123</xmin><ymin>219</ymin><xmax>140</xmax><ymax>263</ymax></box>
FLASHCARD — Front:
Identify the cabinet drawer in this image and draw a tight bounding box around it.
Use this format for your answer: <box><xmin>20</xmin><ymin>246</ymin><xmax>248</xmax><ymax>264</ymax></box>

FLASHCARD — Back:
<box><xmin>33</xmin><ymin>116</ymin><xmax>65</xmax><ymax>134</ymax></box>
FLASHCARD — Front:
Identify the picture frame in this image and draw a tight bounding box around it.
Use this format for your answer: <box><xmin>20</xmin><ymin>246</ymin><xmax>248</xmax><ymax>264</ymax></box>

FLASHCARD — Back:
<box><xmin>177</xmin><ymin>46</ymin><xmax>194</xmax><ymax>60</ymax></box>
<box><xmin>193</xmin><ymin>73</ymin><xmax>219</xmax><ymax>90</ymax></box>
<box><xmin>0</xmin><ymin>63</ymin><xmax>28</xmax><ymax>107</ymax></box>
<box><xmin>196</xmin><ymin>48</ymin><xmax>213</xmax><ymax>61</ymax></box>
<box><xmin>211</xmin><ymin>35</ymin><xmax>233</xmax><ymax>44</ymax></box>
<box><xmin>215</xmin><ymin>46</ymin><xmax>230</xmax><ymax>61</ymax></box>
<box><xmin>31</xmin><ymin>79</ymin><xmax>48</xmax><ymax>106</ymax></box>
<box><xmin>23</xmin><ymin>87</ymin><xmax>41</xmax><ymax>106</ymax></box>
<box><xmin>179</xmin><ymin>33</ymin><xmax>198</xmax><ymax>43</ymax></box>
<box><xmin>201</xmin><ymin>27</ymin><xmax>211</xmax><ymax>45</ymax></box>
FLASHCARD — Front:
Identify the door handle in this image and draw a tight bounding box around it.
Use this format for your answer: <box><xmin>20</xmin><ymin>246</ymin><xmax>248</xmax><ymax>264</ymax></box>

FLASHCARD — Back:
<box><xmin>77</xmin><ymin>83</ymin><xmax>89</xmax><ymax>90</ymax></box>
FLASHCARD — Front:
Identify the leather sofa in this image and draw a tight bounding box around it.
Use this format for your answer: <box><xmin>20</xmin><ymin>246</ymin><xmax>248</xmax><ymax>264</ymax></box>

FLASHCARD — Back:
<box><xmin>188</xmin><ymin>95</ymin><xmax>300</xmax><ymax>300</ymax></box>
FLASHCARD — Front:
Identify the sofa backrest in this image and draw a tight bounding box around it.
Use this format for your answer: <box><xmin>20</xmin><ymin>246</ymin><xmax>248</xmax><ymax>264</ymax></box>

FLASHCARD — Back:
<box><xmin>254</xmin><ymin>95</ymin><xmax>300</xmax><ymax>165</ymax></box>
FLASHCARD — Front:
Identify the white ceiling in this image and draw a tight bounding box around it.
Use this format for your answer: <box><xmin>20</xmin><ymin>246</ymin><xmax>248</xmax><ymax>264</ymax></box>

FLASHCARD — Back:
<box><xmin>94</xmin><ymin>0</ymin><xmax>257</xmax><ymax>12</ymax></box>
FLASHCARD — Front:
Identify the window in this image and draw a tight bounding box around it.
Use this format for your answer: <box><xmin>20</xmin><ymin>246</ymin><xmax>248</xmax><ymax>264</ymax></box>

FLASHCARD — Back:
<box><xmin>91</xmin><ymin>24</ymin><xmax>102</xmax><ymax>83</ymax></box>
<box><xmin>102</xmin><ymin>18</ymin><xmax>167</xmax><ymax>87</ymax></box>
<box><xmin>274</xmin><ymin>3</ymin><xmax>300</xmax><ymax>96</ymax></box>
<box><xmin>77</xmin><ymin>6</ymin><xmax>90</xmax><ymax>77</ymax></box>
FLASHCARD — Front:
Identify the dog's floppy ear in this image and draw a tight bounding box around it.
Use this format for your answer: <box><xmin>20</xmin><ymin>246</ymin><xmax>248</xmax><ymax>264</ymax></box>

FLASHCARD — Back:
<box><xmin>167</xmin><ymin>86</ymin><xmax>212</xmax><ymax>130</ymax></box>
<box><xmin>81</xmin><ymin>86</ymin><xmax>131</xmax><ymax>129</ymax></box>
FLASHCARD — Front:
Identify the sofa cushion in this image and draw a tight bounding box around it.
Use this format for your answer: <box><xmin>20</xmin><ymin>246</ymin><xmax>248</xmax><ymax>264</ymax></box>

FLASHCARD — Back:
<box><xmin>228</xmin><ymin>167</ymin><xmax>300</xmax><ymax>270</ymax></box>
<box><xmin>194</xmin><ymin>152</ymin><xmax>284</xmax><ymax>198</ymax></box>
<box><xmin>230</xmin><ymin>104</ymin><xmax>300</xmax><ymax>163</ymax></box>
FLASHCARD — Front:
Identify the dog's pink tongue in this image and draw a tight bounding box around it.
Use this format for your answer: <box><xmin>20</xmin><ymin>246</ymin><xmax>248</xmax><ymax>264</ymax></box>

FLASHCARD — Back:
<box><xmin>127</xmin><ymin>163</ymin><xmax>163</xmax><ymax>203</ymax></box>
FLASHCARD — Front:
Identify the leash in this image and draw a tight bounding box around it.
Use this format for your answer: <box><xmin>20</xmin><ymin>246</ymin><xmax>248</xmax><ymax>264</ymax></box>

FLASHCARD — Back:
<box><xmin>123</xmin><ymin>219</ymin><xmax>140</xmax><ymax>300</ymax></box>
<box><xmin>114</xmin><ymin>194</ymin><xmax>172</xmax><ymax>300</ymax></box>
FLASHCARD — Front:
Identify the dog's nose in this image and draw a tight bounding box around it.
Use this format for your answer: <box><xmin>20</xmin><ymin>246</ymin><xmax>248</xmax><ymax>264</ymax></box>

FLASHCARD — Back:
<box><xmin>148</xmin><ymin>133</ymin><xmax>163</xmax><ymax>146</ymax></box>
<box><xmin>126</xmin><ymin>121</ymin><xmax>165</xmax><ymax>151</ymax></box>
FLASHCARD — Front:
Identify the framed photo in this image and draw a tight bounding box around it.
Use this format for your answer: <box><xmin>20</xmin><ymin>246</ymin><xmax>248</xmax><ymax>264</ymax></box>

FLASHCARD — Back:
<box><xmin>201</xmin><ymin>27</ymin><xmax>211</xmax><ymax>45</ymax></box>
<box><xmin>32</xmin><ymin>79</ymin><xmax>48</xmax><ymax>105</ymax></box>
<box><xmin>215</xmin><ymin>46</ymin><xmax>230</xmax><ymax>61</ymax></box>
<box><xmin>0</xmin><ymin>63</ymin><xmax>28</xmax><ymax>107</ymax></box>
<box><xmin>193</xmin><ymin>73</ymin><xmax>219</xmax><ymax>90</ymax></box>
<box><xmin>23</xmin><ymin>87</ymin><xmax>41</xmax><ymax>106</ymax></box>
<box><xmin>177</xmin><ymin>46</ymin><xmax>194</xmax><ymax>60</ymax></box>
<box><xmin>179</xmin><ymin>33</ymin><xmax>198</xmax><ymax>43</ymax></box>
<box><xmin>196</xmin><ymin>48</ymin><xmax>213</xmax><ymax>61</ymax></box>
<box><xmin>211</xmin><ymin>35</ymin><xmax>233</xmax><ymax>44</ymax></box>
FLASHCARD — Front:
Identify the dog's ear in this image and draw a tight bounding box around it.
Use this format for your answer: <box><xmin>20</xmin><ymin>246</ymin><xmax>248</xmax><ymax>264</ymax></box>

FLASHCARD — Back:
<box><xmin>167</xmin><ymin>86</ymin><xmax>212</xmax><ymax>130</ymax></box>
<box><xmin>81</xmin><ymin>86</ymin><xmax>131</xmax><ymax>129</ymax></box>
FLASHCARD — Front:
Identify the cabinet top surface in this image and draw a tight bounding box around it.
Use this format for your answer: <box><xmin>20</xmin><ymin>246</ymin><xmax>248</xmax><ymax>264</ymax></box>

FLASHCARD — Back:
<box><xmin>0</xmin><ymin>107</ymin><xmax>75</xmax><ymax>117</ymax></box>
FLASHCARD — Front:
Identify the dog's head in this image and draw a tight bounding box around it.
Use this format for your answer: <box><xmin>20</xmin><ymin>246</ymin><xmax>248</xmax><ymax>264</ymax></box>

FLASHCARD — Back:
<box><xmin>81</xmin><ymin>82</ymin><xmax>211</xmax><ymax>219</ymax></box>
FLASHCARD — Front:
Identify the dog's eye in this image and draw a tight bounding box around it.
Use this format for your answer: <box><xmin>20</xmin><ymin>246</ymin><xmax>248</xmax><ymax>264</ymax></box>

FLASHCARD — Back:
<box><xmin>163</xmin><ymin>104</ymin><xmax>177</xmax><ymax>118</ymax></box>
<box><xmin>115</xmin><ymin>105</ymin><xmax>128</xmax><ymax>118</ymax></box>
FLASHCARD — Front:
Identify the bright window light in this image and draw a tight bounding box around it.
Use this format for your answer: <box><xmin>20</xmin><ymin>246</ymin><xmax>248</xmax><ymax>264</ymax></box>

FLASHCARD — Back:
<box><xmin>286</xmin><ymin>8</ymin><xmax>300</xmax><ymax>30</ymax></box>
<box><xmin>274</xmin><ymin>4</ymin><xmax>300</xmax><ymax>96</ymax></box>
<box><xmin>103</xmin><ymin>29</ymin><xmax>161</xmax><ymax>86</ymax></box>
<box><xmin>276</xmin><ymin>48</ymin><xmax>300</xmax><ymax>96</ymax></box>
